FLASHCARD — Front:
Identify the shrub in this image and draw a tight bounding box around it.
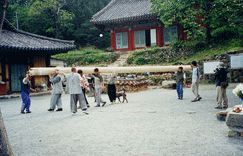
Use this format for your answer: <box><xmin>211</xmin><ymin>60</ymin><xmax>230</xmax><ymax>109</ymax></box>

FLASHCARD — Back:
<box><xmin>135</xmin><ymin>57</ymin><xmax>147</xmax><ymax>65</ymax></box>
<box><xmin>127</xmin><ymin>56</ymin><xmax>134</xmax><ymax>64</ymax></box>
<box><xmin>211</xmin><ymin>26</ymin><xmax>239</xmax><ymax>43</ymax></box>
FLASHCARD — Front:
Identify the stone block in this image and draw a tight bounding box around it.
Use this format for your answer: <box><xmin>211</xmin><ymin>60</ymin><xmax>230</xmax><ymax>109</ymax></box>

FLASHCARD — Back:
<box><xmin>226</xmin><ymin>111</ymin><xmax>243</xmax><ymax>128</ymax></box>
<box><xmin>162</xmin><ymin>80</ymin><xmax>176</xmax><ymax>89</ymax></box>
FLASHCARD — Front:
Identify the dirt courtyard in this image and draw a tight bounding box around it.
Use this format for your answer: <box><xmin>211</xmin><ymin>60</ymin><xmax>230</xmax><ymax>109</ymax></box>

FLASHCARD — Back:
<box><xmin>1</xmin><ymin>85</ymin><xmax>243</xmax><ymax>156</ymax></box>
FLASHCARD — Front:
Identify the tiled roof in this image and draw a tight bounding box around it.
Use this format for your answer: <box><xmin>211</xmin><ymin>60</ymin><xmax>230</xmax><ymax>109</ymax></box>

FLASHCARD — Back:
<box><xmin>0</xmin><ymin>19</ymin><xmax>76</xmax><ymax>54</ymax></box>
<box><xmin>91</xmin><ymin>0</ymin><xmax>156</xmax><ymax>24</ymax></box>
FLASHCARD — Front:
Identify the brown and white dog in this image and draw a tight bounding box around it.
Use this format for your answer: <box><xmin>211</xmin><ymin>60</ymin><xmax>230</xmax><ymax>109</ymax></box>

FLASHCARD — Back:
<box><xmin>116</xmin><ymin>88</ymin><xmax>128</xmax><ymax>103</ymax></box>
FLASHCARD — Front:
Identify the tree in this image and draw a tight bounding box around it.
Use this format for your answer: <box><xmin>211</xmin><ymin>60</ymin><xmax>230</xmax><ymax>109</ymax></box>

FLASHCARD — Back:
<box><xmin>150</xmin><ymin>0</ymin><xmax>243</xmax><ymax>43</ymax></box>
<box><xmin>0</xmin><ymin>0</ymin><xmax>8</xmax><ymax>31</ymax></box>
<box><xmin>28</xmin><ymin>0</ymin><xmax>74</xmax><ymax>38</ymax></box>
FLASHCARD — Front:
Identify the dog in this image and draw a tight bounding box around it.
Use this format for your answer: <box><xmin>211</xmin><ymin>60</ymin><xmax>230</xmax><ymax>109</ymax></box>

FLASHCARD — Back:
<box><xmin>116</xmin><ymin>88</ymin><xmax>128</xmax><ymax>103</ymax></box>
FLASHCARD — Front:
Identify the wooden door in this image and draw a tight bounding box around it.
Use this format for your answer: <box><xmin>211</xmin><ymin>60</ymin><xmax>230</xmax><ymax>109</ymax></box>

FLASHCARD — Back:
<box><xmin>11</xmin><ymin>64</ymin><xmax>28</xmax><ymax>92</ymax></box>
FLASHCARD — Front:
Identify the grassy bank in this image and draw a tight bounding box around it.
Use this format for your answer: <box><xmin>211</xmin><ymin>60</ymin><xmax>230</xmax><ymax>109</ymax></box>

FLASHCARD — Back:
<box><xmin>52</xmin><ymin>47</ymin><xmax>118</xmax><ymax>66</ymax></box>
<box><xmin>126</xmin><ymin>39</ymin><xmax>243</xmax><ymax>66</ymax></box>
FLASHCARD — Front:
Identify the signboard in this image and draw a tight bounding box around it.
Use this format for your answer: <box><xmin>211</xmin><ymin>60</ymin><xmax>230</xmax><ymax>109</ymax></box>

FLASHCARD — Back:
<box><xmin>203</xmin><ymin>62</ymin><xmax>221</xmax><ymax>74</ymax></box>
<box><xmin>230</xmin><ymin>55</ymin><xmax>243</xmax><ymax>69</ymax></box>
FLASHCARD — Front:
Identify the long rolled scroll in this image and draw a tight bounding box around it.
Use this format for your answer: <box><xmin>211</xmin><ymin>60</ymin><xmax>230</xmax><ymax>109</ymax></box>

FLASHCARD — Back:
<box><xmin>29</xmin><ymin>65</ymin><xmax>191</xmax><ymax>76</ymax></box>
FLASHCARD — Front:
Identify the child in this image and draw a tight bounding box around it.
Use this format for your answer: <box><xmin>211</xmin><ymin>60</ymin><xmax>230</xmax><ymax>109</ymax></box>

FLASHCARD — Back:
<box><xmin>191</xmin><ymin>61</ymin><xmax>202</xmax><ymax>102</ymax></box>
<box><xmin>176</xmin><ymin>67</ymin><xmax>186</xmax><ymax>100</ymax></box>
<box><xmin>21</xmin><ymin>72</ymin><xmax>36</xmax><ymax>114</ymax></box>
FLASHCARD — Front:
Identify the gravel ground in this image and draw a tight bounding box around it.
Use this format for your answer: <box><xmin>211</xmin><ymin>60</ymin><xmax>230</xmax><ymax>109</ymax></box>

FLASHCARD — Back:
<box><xmin>0</xmin><ymin>84</ymin><xmax>243</xmax><ymax>156</ymax></box>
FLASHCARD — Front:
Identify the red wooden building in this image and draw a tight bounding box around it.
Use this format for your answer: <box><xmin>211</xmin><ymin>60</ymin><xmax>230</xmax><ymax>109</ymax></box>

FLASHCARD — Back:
<box><xmin>91</xmin><ymin>0</ymin><xmax>187</xmax><ymax>51</ymax></box>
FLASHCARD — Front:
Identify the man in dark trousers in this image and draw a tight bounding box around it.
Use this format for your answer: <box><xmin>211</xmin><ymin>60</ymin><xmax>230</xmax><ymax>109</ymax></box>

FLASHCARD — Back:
<box><xmin>108</xmin><ymin>73</ymin><xmax>116</xmax><ymax>104</ymax></box>
<box><xmin>21</xmin><ymin>72</ymin><xmax>36</xmax><ymax>114</ymax></box>
<box><xmin>214</xmin><ymin>62</ymin><xmax>228</xmax><ymax>109</ymax></box>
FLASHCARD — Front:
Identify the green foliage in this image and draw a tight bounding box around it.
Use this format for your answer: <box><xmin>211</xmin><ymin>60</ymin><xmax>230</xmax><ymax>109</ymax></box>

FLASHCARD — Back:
<box><xmin>236</xmin><ymin>90</ymin><xmax>243</xmax><ymax>99</ymax></box>
<box><xmin>135</xmin><ymin>57</ymin><xmax>147</xmax><ymax>65</ymax></box>
<box><xmin>150</xmin><ymin>0</ymin><xmax>243</xmax><ymax>43</ymax></box>
<box><xmin>126</xmin><ymin>56</ymin><xmax>134</xmax><ymax>64</ymax></box>
<box><xmin>104</xmin><ymin>46</ymin><xmax>115</xmax><ymax>52</ymax></box>
<box><xmin>211</xmin><ymin>26</ymin><xmax>240</xmax><ymax>43</ymax></box>
<box><xmin>53</xmin><ymin>47</ymin><xmax>118</xmax><ymax>66</ymax></box>
<box><xmin>5</xmin><ymin>0</ymin><xmax>111</xmax><ymax>49</ymax></box>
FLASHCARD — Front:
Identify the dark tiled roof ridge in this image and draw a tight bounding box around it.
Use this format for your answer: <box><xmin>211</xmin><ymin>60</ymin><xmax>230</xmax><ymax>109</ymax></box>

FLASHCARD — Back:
<box><xmin>3</xmin><ymin>18</ymin><xmax>75</xmax><ymax>45</ymax></box>
<box><xmin>91</xmin><ymin>0</ymin><xmax>155</xmax><ymax>24</ymax></box>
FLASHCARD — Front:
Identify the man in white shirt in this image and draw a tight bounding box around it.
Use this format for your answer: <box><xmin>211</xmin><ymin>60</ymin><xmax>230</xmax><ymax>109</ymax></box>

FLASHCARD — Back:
<box><xmin>191</xmin><ymin>61</ymin><xmax>202</xmax><ymax>102</ymax></box>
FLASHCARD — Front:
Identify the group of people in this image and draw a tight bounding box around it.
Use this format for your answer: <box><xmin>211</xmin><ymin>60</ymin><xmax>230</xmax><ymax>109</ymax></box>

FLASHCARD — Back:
<box><xmin>20</xmin><ymin>67</ymin><xmax>117</xmax><ymax>115</ymax></box>
<box><xmin>175</xmin><ymin>61</ymin><xmax>228</xmax><ymax>109</ymax></box>
<box><xmin>20</xmin><ymin>61</ymin><xmax>229</xmax><ymax>115</ymax></box>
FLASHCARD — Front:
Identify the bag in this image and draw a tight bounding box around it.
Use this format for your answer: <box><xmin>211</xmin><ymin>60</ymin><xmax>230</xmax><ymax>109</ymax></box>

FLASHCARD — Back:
<box><xmin>220</xmin><ymin>81</ymin><xmax>228</xmax><ymax>89</ymax></box>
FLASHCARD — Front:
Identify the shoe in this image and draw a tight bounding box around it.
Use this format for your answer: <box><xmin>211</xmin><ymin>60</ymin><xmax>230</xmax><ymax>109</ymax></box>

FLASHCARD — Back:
<box><xmin>56</xmin><ymin>108</ymin><xmax>63</xmax><ymax>111</ymax></box>
<box><xmin>95</xmin><ymin>105</ymin><xmax>100</xmax><ymax>107</ymax></box>
<box><xmin>198</xmin><ymin>97</ymin><xmax>202</xmax><ymax>101</ymax></box>
<box><xmin>77</xmin><ymin>106</ymin><xmax>81</xmax><ymax>109</ymax></box>
<box><xmin>83</xmin><ymin>111</ymin><xmax>89</xmax><ymax>115</ymax></box>
<box><xmin>180</xmin><ymin>98</ymin><xmax>183</xmax><ymax>100</ymax></box>
<box><xmin>215</xmin><ymin>106</ymin><xmax>222</xmax><ymax>109</ymax></box>
<box><xmin>72</xmin><ymin>113</ymin><xmax>76</xmax><ymax>116</ymax></box>
<box><xmin>26</xmin><ymin>111</ymin><xmax>31</xmax><ymax>113</ymax></box>
<box><xmin>102</xmin><ymin>102</ymin><xmax>107</xmax><ymax>107</ymax></box>
<box><xmin>178</xmin><ymin>98</ymin><xmax>181</xmax><ymax>100</ymax></box>
<box><xmin>21</xmin><ymin>111</ymin><xmax>25</xmax><ymax>114</ymax></box>
<box><xmin>191</xmin><ymin>99</ymin><xmax>198</xmax><ymax>102</ymax></box>
<box><xmin>223</xmin><ymin>106</ymin><xmax>228</xmax><ymax>109</ymax></box>
<box><xmin>87</xmin><ymin>105</ymin><xmax>90</xmax><ymax>108</ymax></box>
<box><xmin>48</xmin><ymin>109</ymin><xmax>54</xmax><ymax>111</ymax></box>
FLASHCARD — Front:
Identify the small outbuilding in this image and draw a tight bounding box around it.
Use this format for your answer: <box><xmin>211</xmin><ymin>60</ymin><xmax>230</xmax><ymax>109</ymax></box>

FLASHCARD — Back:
<box><xmin>0</xmin><ymin>19</ymin><xmax>75</xmax><ymax>94</ymax></box>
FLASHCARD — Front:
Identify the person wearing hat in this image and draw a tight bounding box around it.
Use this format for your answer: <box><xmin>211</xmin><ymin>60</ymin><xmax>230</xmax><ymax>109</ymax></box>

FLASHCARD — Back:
<box><xmin>214</xmin><ymin>62</ymin><xmax>228</xmax><ymax>109</ymax></box>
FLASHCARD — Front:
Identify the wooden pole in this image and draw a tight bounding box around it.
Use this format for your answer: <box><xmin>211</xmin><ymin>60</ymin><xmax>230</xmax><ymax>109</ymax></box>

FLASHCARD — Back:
<box><xmin>29</xmin><ymin>65</ymin><xmax>192</xmax><ymax>76</ymax></box>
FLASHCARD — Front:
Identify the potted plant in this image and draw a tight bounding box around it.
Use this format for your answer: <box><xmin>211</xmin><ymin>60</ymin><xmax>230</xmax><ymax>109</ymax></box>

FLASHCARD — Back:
<box><xmin>232</xmin><ymin>84</ymin><xmax>243</xmax><ymax>106</ymax></box>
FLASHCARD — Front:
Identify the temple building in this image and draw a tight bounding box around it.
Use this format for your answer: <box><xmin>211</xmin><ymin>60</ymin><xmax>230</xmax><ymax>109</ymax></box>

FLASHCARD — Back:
<box><xmin>91</xmin><ymin>0</ymin><xmax>188</xmax><ymax>51</ymax></box>
<box><xmin>0</xmin><ymin>19</ymin><xmax>75</xmax><ymax>95</ymax></box>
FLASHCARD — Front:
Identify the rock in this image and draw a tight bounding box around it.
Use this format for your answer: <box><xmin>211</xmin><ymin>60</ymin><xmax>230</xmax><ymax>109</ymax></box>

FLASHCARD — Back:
<box><xmin>226</xmin><ymin>111</ymin><xmax>243</xmax><ymax>128</ymax></box>
<box><xmin>216</xmin><ymin>109</ymin><xmax>232</xmax><ymax>121</ymax></box>
<box><xmin>186</xmin><ymin>111</ymin><xmax>196</xmax><ymax>114</ymax></box>
<box><xmin>162</xmin><ymin>80</ymin><xmax>177</xmax><ymax>89</ymax></box>
<box><xmin>228</xmin><ymin>131</ymin><xmax>239</xmax><ymax>137</ymax></box>
<box><xmin>241</xmin><ymin>132</ymin><xmax>243</xmax><ymax>137</ymax></box>
<box><xmin>227</xmin><ymin>50</ymin><xmax>238</xmax><ymax>54</ymax></box>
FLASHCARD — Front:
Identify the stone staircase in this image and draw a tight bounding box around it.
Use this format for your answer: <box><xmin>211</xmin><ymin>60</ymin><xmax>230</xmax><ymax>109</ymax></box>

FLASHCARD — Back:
<box><xmin>108</xmin><ymin>51</ymin><xmax>133</xmax><ymax>67</ymax></box>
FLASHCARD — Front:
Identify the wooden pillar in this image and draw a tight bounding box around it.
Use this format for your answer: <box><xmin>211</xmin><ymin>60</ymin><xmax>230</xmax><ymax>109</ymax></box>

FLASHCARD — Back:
<box><xmin>128</xmin><ymin>29</ymin><xmax>133</xmax><ymax>51</ymax></box>
<box><xmin>110</xmin><ymin>31</ymin><xmax>116</xmax><ymax>51</ymax></box>
<box><xmin>156</xmin><ymin>26</ymin><xmax>163</xmax><ymax>47</ymax></box>
<box><xmin>177</xmin><ymin>24</ymin><xmax>184</xmax><ymax>41</ymax></box>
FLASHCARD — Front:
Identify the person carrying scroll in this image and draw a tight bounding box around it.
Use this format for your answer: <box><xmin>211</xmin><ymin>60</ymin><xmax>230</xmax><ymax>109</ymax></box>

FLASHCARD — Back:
<box><xmin>48</xmin><ymin>69</ymin><xmax>63</xmax><ymax>112</ymax></box>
